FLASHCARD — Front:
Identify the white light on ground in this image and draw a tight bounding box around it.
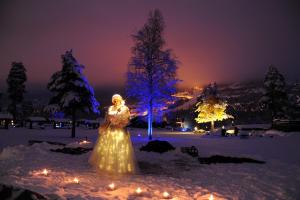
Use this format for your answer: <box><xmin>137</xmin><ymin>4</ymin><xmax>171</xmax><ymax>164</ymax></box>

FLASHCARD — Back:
<box><xmin>79</xmin><ymin>140</ymin><xmax>90</xmax><ymax>145</ymax></box>
<box><xmin>226</xmin><ymin>130</ymin><xmax>235</xmax><ymax>134</ymax></box>
<box><xmin>108</xmin><ymin>183</ymin><xmax>115</xmax><ymax>190</ymax></box>
<box><xmin>42</xmin><ymin>169</ymin><xmax>49</xmax><ymax>176</ymax></box>
<box><xmin>163</xmin><ymin>191</ymin><xmax>171</xmax><ymax>199</ymax></box>
<box><xmin>73</xmin><ymin>177</ymin><xmax>79</xmax><ymax>184</ymax></box>
<box><xmin>135</xmin><ymin>187</ymin><xmax>142</xmax><ymax>194</ymax></box>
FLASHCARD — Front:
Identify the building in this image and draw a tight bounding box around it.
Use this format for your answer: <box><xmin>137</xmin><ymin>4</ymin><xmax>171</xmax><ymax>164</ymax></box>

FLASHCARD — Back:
<box><xmin>26</xmin><ymin>116</ymin><xmax>47</xmax><ymax>129</ymax></box>
<box><xmin>0</xmin><ymin>113</ymin><xmax>13</xmax><ymax>129</ymax></box>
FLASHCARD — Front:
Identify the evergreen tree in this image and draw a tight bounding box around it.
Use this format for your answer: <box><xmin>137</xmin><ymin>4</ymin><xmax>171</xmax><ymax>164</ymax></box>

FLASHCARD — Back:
<box><xmin>197</xmin><ymin>82</ymin><xmax>218</xmax><ymax>101</ymax></box>
<box><xmin>260</xmin><ymin>65</ymin><xmax>288</xmax><ymax>122</ymax></box>
<box><xmin>195</xmin><ymin>83</ymin><xmax>232</xmax><ymax>130</ymax></box>
<box><xmin>0</xmin><ymin>92</ymin><xmax>2</xmax><ymax>112</ymax></box>
<box><xmin>47</xmin><ymin>50</ymin><xmax>100</xmax><ymax>138</ymax></box>
<box><xmin>6</xmin><ymin>62</ymin><xmax>27</xmax><ymax>120</ymax></box>
<box><xmin>126</xmin><ymin>9</ymin><xmax>179</xmax><ymax>140</ymax></box>
<box><xmin>21</xmin><ymin>100</ymin><xmax>33</xmax><ymax>119</ymax></box>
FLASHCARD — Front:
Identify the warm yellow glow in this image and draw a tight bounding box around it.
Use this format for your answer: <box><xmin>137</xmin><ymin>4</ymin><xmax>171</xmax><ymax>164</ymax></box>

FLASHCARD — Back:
<box><xmin>226</xmin><ymin>129</ymin><xmax>235</xmax><ymax>134</ymax></box>
<box><xmin>89</xmin><ymin>102</ymin><xmax>135</xmax><ymax>175</ymax></box>
<box><xmin>108</xmin><ymin>183</ymin><xmax>115</xmax><ymax>190</ymax></box>
<box><xmin>42</xmin><ymin>169</ymin><xmax>49</xmax><ymax>176</ymax></box>
<box><xmin>96</xmin><ymin>130</ymin><xmax>133</xmax><ymax>173</ymax></box>
<box><xmin>73</xmin><ymin>177</ymin><xmax>79</xmax><ymax>184</ymax></box>
<box><xmin>136</xmin><ymin>187</ymin><xmax>142</xmax><ymax>194</ymax></box>
<box><xmin>195</xmin><ymin>98</ymin><xmax>233</xmax><ymax>126</ymax></box>
<box><xmin>209</xmin><ymin>194</ymin><xmax>214</xmax><ymax>200</ymax></box>
<box><xmin>172</xmin><ymin>92</ymin><xmax>193</xmax><ymax>99</ymax></box>
<box><xmin>31</xmin><ymin>169</ymin><xmax>52</xmax><ymax>176</ymax></box>
<box><xmin>163</xmin><ymin>191</ymin><xmax>170</xmax><ymax>198</ymax></box>
<box><xmin>194</xmin><ymin>127</ymin><xmax>198</xmax><ymax>131</ymax></box>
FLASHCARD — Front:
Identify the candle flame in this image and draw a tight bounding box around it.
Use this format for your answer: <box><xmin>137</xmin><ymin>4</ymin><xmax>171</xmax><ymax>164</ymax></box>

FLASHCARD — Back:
<box><xmin>73</xmin><ymin>177</ymin><xmax>79</xmax><ymax>184</ymax></box>
<box><xmin>108</xmin><ymin>183</ymin><xmax>115</xmax><ymax>190</ymax></box>
<box><xmin>42</xmin><ymin>169</ymin><xmax>48</xmax><ymax>176</ymax></box>
<box><xmin>163</xmin><ymin>191</ymin><xmax>170</xmax><ymax>198</ymax></box>
<box><xmin>209</xmin><ymin>194</ymin><xmax>214</xmax><ymax>200</ymax></box>
<box><xmin>136</xmin><ymin>187</ymin><xmax>142</xmax><ymax>194</ymax></box>
<box><xmin>79</xmin><ymin>140</ymin><xmax>90</xmax><ymax>145</ymax></box>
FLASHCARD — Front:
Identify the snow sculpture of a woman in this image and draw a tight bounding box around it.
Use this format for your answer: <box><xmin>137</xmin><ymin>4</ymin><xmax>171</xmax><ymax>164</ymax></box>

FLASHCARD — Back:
<box><xmin>89</xmin><ymin>94</ymin><xmax>136</xmax><ymax>175</ymax></box>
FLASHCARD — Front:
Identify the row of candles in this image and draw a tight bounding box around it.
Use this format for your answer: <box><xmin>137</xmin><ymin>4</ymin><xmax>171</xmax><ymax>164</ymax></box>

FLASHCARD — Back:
<box><xmin>39</xmin><ymin>168</ymin><xmax>214</xmax><ymax>199</ymax></box>
<box><xmin>44</xmin><ymin>139</ymin><xmax>215</xmax><ymax>199</ymax></box>
<box><xmin>39</xmin><ymin>168</ymin><xmax>176</xmax><ymax>199</ymax></box>
<box><xmin>108</xmin><ymin>183</ymin><xmax>171</xmax><ymax>198</ymax></box>
<box><xmin>76</xmin><ymin>139</ymin><xmax>169</xmax><ymax>197</ymax></box>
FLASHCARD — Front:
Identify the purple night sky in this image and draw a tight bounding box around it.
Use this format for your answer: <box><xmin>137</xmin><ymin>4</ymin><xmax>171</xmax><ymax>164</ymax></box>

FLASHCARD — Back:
<box><xmin>0</xmin><ymin>0</ymin><xmax>299</xmax><ymax>90</ymax></box>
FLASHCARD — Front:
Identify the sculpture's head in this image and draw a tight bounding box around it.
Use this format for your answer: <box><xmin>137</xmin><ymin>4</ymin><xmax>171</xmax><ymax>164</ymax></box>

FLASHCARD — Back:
<box><xmin>112</xmin><ymin>94</ymin><xmax>125</xmax><ymax>107</ymax></box>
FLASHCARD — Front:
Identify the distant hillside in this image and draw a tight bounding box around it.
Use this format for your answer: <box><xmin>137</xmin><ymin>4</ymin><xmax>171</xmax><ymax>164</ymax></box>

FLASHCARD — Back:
<box><xmin>167</xmin><ymin>81</ymin><xmax>300</xmax><ymax>125</ymax></box>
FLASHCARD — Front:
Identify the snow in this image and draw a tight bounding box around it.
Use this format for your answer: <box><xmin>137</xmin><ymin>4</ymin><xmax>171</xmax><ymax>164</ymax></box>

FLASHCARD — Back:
<box><xmin>62</xmin><ymin>92</ymin><xmax>81</xmax><ymax>107</ymax></box>
<box><xmin>47</xmin><ymin>50</ymin><xmax>100</xmax><ymax>115</ymax></box>
<box><xmin>44</xmin><ymin>104</ymin><xmax>60</xmax><ymax>114</ymax></box>
<box><xmin>0</xmin><ymin>127</ymin><xmax>300</xmax><ymax>199</ymax></box>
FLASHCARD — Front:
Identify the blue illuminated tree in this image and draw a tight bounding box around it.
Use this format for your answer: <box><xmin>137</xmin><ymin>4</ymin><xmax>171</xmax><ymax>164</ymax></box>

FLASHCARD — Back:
<box><xmin>126</xmin><ymin>9</ymin><xmax>179</xmax><ymax>140</ymax></box>
<box><xmin>47</xmin><ymin>50</ymin><xmax>100</xmax><ymax>138</ymax></box>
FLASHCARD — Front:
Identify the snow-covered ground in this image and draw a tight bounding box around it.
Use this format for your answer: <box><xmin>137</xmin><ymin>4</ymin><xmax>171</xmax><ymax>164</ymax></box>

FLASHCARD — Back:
<box><xmin>0</xmin><ymin>127</ymin><xmax>300</xmax><ymax>200</ymax></box>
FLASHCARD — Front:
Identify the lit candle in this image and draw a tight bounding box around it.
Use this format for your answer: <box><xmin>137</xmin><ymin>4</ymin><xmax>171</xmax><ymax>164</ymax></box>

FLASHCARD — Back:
<box><xmin>163</xmin><ymin>191</ymin><xmax>170</xmax><ymax>199</ymax></box>
<box><xmin>73</xmin><ymin>177</ymin><xmax>79</xmax><ymax>184</ymax></box>
<box><xmin>108</xmin><ymin>183</ymin><xmax>115</xmax><ymax>190</ymax></box>
<box><xmin>79</xmin><ymin>140</ymin><xmax>90</xmax><ymax>145</ymax></box>
<box><xmin>209</xmin><ymin>194</ymin><xmax>214</xmax><ymax>200</ymax></box>
<box><xmin>135</xmin><ymin>187</ymin><xmax>142</xmax><ymax>195</ymax></box>
<box><xmin>42</xmin><ymin>169</ymin><xmax>49</xmax><ymax>176</ymax></box>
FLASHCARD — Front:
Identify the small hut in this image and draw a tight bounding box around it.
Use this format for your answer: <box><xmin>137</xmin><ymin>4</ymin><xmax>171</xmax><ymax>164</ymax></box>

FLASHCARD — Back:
<box><xmin>0</xmin><ymin>113</ymin><xmax>13</xmax><ymax>129</ymax></box>
<box><xmin>50</xmin><ymin>118</ymin><xmax>72</xmax><ymax>129</ymax></box>
<box><xmin>26</xmin><ymin>117</ymin><xmax>47</xmax><ymax>129</ymax></box>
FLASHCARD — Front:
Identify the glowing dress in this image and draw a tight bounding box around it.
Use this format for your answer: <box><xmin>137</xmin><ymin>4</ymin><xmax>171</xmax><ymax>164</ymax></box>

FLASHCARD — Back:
<box><xmin>89</xmin><ymin>105</ymin><xmax>136</xmax><ymax>175</ymax></box>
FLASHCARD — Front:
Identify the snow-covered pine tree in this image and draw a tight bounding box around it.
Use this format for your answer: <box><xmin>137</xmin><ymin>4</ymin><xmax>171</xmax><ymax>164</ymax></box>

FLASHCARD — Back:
<box><xmin>260</xmin><ymin>65</ymin><xmax>288</xmax><ymax>122</ymax></box>
<box><xmin>47</xmin><ymin>50</ymin><xmax>100</xmax><ymax>138</ymax></box>
<box><xmin>6</xmin><ymin>62</ymin><xmax>27</xmax><ymax>120</ymax></box>
<box><xmin>126</xmin><ymin>9</ymin><xmax>179</xmax><ymax>140</ymax></box>
<box><xmin>195</xmin><ymin>83</ymin><xmax>232</xmax><ymax>130</ymax></box>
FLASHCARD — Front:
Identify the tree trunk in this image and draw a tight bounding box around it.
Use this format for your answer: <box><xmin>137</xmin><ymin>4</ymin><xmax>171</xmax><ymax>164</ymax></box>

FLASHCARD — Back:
<box><xmin>148</xmin><ymin>65</ymin><xmax>153</xmax><ymax>140</ymax></box>
<box><xmin>211</xmin><ymin>121</ymin><xmax>215</xmax><ymax>131</ymax></box>
<box><xmin>148</xmin><ymin>101</ymin><xmax>153</xmax><ymax>140</ymax></box>
<box><xmin>11</xmin><ymin>102</ymin><xmax>17</xmax><ymax>122</ymax></box>
<box><xmin>5</xmin><ymin>119</ymin><xmax>9</xmax><ymax>129</ymax></box>
<box><xmin>71</xmin><ymin>108</ymin><xmax>76</xmax><ymax>138</ymax></box>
